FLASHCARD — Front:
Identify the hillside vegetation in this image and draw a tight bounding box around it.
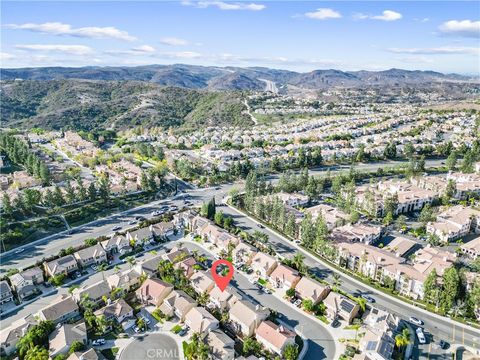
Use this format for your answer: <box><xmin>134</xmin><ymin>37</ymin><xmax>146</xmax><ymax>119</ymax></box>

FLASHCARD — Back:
<box><xmin>0</xmin><ymin>79</ymin><xmax>252</xmax><ymax>131</ymax></box>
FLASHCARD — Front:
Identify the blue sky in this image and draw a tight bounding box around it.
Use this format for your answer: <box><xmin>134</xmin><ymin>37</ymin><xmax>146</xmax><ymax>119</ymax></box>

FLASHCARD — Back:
<box><xmin>1</xmin><ymin>1</ymin><xmax>479</xmax><ymax>74</ymax></box>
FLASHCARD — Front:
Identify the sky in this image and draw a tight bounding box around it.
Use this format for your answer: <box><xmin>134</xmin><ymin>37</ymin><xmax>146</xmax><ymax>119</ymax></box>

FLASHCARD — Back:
<box><xmin>1</xmin><ymin>1</ymin><xmax>479</xmax><ymax>74</ymax></box>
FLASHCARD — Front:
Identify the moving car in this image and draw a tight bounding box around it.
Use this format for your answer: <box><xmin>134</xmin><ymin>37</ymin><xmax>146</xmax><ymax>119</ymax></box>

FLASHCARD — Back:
<box><xmin>15</xmin><ymin>248</ymin><xmax>24</xmax><ymax>254</ymax></box>
<box><xmin>92</xmin><ymin>339</ymin><xmax>105</xmax><ymax>346</ymax></box>
<box><xmin>416</xmin><ymin>327</ymin><xmax>426</xmax><ymax>344</ymax></box>
<box><xmin>257</xmin><ymin>224</ymin><xmax>265</xmax><ymax>229</ymax></box>
<box><xmin>409</xmin><ymin>317</ymin><xmax>423</xmax><ymax>326</ymax></box>
<box><xmin>111</xmin><ymin>226</ymin><xmax>122</xmax><ymax>231</ymax></box>
<box><xmin>362</xmin><ymin>294</ymin><xmax>375</xmax><ymax>303</ymax></box>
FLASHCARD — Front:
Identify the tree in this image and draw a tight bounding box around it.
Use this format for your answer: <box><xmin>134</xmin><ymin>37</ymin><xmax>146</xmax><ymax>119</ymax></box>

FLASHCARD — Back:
<box><xmin>65</xmin><ymin>181</ymin><xmax>76</xmax><ymax>204</ymax></box>
<box><xmin>88</xmin><ymin>182</ymin><xmax>97</xmax><ymax>201</ymax></box>
<box><xmin>383</xmin><ymin>211</ymin><xmax>394</xmax><ymax>226</ymax></box>
<box><xmin>286</xmin><ymin>288</ymin><xmax>295</xmax><ymax>298</ymax></box>
<box><xmin>419</xmin><ymin>204</ymin><xmax>435</xmax><ymax>225</ymax></box>
<box><xmin>184</xmin><ymin>333</ymin><xmax>210</xmax><ymax>360</ymax></box>
<box><xmin>291</xmin><ymin>252</ymin><xmax>306</xmax><ymax>273</ymax></box>
<box><xmin>214</xmin><ymin>211</ymin><xmax>224</xmax><ymax>226</ymax></box>
<box><xmin>395</xmin><ymin>215</ymin><xmax>407</xmax><ymax>232</ymax></box>
<box><xmin>197</xmin><ymin>291</ymin><xmax>210</xmax><ymax>306</ymax></box>
<box><xmin>446</xmin><ymin>150</ymin><xmax>458</xmax><ymax>171</ymax></box>
<box><xmin>423</xmin><ymin>269</ymin><xmax>438</xmax><ymax>304</ymax></box>
<box><xmin>24</xmin><ymin>345</ymin><xmax>49</xmax><ymax>360</ymax></box>
<box><xmin>283</xmin><ymin>343</ymin><xmax>299</xmax><ymax>360</ymax></box>
<box><xmin>332</xmin><ymin>273</ymin><xmax>341</xmax><ymax>288</ymax></box>
<box><xmin>395</xmin><ymin>328</ymin><xmax>411</xmax><ymax>348</ymax></box>
<box><xmin>384</xmin><ymin>142</ymin><xmax>397</xmax><ymax>159</ymax></box>
<box><xmin>302</xmin><ymin>299</ymin><xmax>314</xmax><ymax>312</ymax></box>
<box><xmin>2</xmin><ymin>192</ymin><xmax>14</xmax><ymax>217</ymax></box>
<box><xmin>68</xmin><ymin>341</ymin><xmax>85</xmax><ymax>354</ymax></box>
<box><xmin>441</xmin><ymin>266</ymin><xmax>460</xmax><ymax>313</ymax></box>
<box><xmin>243</xmin><ymin>337</ymin><xmax>262</xmax><ymax>356</ymax></box>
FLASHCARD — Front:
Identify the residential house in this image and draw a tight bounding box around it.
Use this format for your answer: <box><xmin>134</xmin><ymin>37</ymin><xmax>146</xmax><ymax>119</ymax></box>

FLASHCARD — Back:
<box><xmin>255</xmin><ymin>320</ymin><xmax>296</xmax><ymax>355</ymax></box>
<box><xmin>48</xmin><ymin>322</ymin><xmax>87</xmax><ymax>357</ymax></box>
<box><xmin>206</xmin><ymin>330</ymin><xmax>235</xmax><ymax>360</ymax></box>
<box><xmin>151</xmin><ymin>222</ymin><xmax>175</xmax><ymax>240</ymax></box>
<box><xmin>38</xmin><ymin>295</ymin><xmax>79</xmax><ymax>324</ymax></box>
<box><xmin>383</xmin><ymin>237</ymin><xmax>417</xmax><ymax>257</ymax></box>
<box><xmin>126</xmin><ymin>227</ymin><xmax>154</xmax><ymax>245</ymax></box>
<box><xmin>67</xmin><ymin>348</ymin><xmax>106</xmax><ymax>360</ymax></box>
<box><xmin>270</xmin><ymin>192</ymin><xmax>309</xmax><ymax>208</ymax></box>
<box><xmin>162</xmin><ymin>247</ymin><xmax>191</xmax><ymax>264</ymax></box>
<box><xmin>294</xmin><ymin>277</ymin><xmax>330</xmax><ymax>305</ymax></box>
<box><xmin>184</xmin><ymin>307</ymin><xmax>219</xmax><ymax>334</ymax></box>
<box><xmin>44</xmin><ymin>255</ymin><xmax>78</xmax><ymax>278</ymax></box>
<box><xmin>324</xmin><ymin>292</ymin><xmax>360</xmax><ymax>324</ymax></box>
<box><xmin>0</xmin><ymin>281</ymin><xmax>14</xmax><ymax>304</ymax></box>
<box><xmin>461</xmin><ymin>236</ymin><xmax>480</xmax><ymax>259</ymax></box>
<box><xmin>101</xmin><ymin>235</ymin><xmax>131</xmax><ymax>255</ymax></box>
<box><xmin>208</xmin><ymin>287</ymin><xmax>241</xmax><ymax>311</ymax></box>
<box><xmin>159</xmin><ymin>290</ymin><xmax>197</xmax><ymax>322</ymax></box>
<box><xmin>136</xmin><ymin>278</ymin><xmax>173</xmax><ymax>307</ymax></box>
<box><xmin>9</xmin><ymin>267</ymin><xmax>44</xmax><ymax>293</ymax></box>
<box><xmin>74</xmin><ymin>244</ymin><xmax>107</xmax><ymax>267</ymax></box>
<box><xmin>190</xmin><ymin>271</ymin><xmax>215</xmax><ymax>295</ymax></box>
<box><xmin>0</xmin><ymin>315</ymin><xmax>37</xmax><ymax>356</ymax></box>
<box><xmin>269</xmin><ymin>264</ymin><xmax>301</xmax><ymax>290</ymax></box>
<box><xmin>232</xmin><ymin>242</ymin><xmax>257</xmax><ymax>265</ymax></box>
<box><xmin>229</xmin><ymin>300</ymin><xmax>269</xmax><ymax>337</ymax></box>
<box><xmin>250</xmin><ymin>252</ymin><xmax>278</xmax><ymax>279</ymax></box>
<box><xmin>107</xmin><ymin>268</ymin><xmax>142</xmax><ymax>293</ymax></box>
<box><xmin>135</xmin><ymin>254</ymin><xmax>164</xmax><ymax>278</ymax></box>
<box><xmin>174</xmin><ymin>256</ymin><xmax>197</xmax><ymax>278</ymax></box>
<box><xmin>305</xmin><ymin>204</ymin><xmax>349</xmax><ymax>230</ymax></box>
<box><xmin>72</xmin><ymin>280</ymin><xmax>111</xmax><ymax>306</ymax></box>
<box><xmin>94</xmin><ymin>299</ymin><xmax>133</xmax><ymax>324</ymax></box>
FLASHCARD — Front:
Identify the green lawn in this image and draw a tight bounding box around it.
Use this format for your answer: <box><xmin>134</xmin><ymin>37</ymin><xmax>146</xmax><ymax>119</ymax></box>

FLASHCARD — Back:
<box><xmin>171</xmin><ymin>324</ymin><xmax>182</xmax><ymax>334</ymax></box>
<box><xmin>257</xmin><ymin>278</ymin><xmax>267</xmax><ymax>286</ymax></box>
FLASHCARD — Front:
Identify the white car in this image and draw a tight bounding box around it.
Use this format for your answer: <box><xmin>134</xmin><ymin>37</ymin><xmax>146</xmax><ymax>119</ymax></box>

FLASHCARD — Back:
<box><xmin>111</xmin><ymin>226</ymin><xmax>122</xmax><ymax>232</ymax></box>
<box><xmin>91</xmin><ymin>265</ymin><xmax>98</xmax><ymax>271</ymax></box>
<box><xmin>416</xmin><ymin>328</ymin><xmax>426</xmax><ymax>344</ymax></box>
<box><xmin>294</xmin><ymin>299</ymin><xmax>302</xmax><ymax>307</ymax></box>
<box><xmin>92</xmin><ymin>339</ymin><xmax>105</xmax><ymax>346</ymax></box>
<box><xmin>15</xmin><ymin>248</ymin><xmax>24</xmax><ymax>254</ymax></box>
<box><xmin>142</xmin><ymin>316</ymin><xmax>151</xmax><ymax>325</ymax></box>
<box><xmin>409</xmin><ymin>317</ymin><xmax>424</xmax><ymax>326</ymax></box>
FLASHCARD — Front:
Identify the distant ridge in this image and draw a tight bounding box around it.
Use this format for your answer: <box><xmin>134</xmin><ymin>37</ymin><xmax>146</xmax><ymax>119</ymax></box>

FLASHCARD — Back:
<box><xmin>1</xmin><ymin>64</ymin><xmax>476</xmax><ymax>91</ymax></box>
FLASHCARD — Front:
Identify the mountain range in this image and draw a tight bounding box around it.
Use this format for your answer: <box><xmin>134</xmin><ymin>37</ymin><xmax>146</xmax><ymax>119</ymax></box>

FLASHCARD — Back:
<box><xmin>1</xmin><ymin>64</ymin><xmax>476</xmax><ymax>91</ymax></box>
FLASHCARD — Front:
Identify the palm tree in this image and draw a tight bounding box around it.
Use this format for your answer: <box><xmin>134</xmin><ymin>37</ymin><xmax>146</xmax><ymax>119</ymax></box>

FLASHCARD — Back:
<box><xmin>332</xmin><ymin>273</ymin><xmax>342</xmax><ymax>288</ymax></box>
<box><xmin>98</xmin><ymin>263</ymin><xmax>108</xmax><ymax>280</ymax></box>
<box><xmin>197</xmin><ymin>291</ymin><xmax>210</xmax><ymax>306</ymax></box>
<box><xmin>291</xmin><ymin>252</ymin><xmax>306</xmax><ymax>273</ymax></box>
<box><xmin>113</xmin><ymin>265</ymin><xmax>120</xmax><ymax>273</ymax></box>
<box><xmin>126</xmin><ymin>256</ymin><xmax>136</xmax><ymax>268</ymax></box>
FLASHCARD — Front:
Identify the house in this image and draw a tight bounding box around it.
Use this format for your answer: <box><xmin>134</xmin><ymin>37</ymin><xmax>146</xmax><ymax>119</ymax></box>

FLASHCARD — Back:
<box><xmin>324</xmin><ymin>292</ymin><xmax>360</xmax><ymax>324</ymax></box>
<box><xmin>101</xmin><ymin>235</ymin><xmax>131</xmax><ymax>255</ymax></box>
<box><xmin>206</xmin><ymin>330</ymin><xmax>235</xmax><ymax>360</ymax></box>
<box><xmin>159</xmin><ymin>290</ymin><xmax>197</xmax><ymax>322</ymax></box>
<box><xmin>294</xmin><ymin>277</ymin><xmax>330</xmax><ymax>305</ymax></box>
<box><xmin>162</xmin><ymin>247</ymin><xmax>191</xmax><ymax>264</ymax></box>
<box><xmin>229</xmin><ymin>300</ymin><xmax>269</xmax><ymax>337</ymax></box>
<box><xmin>0</xmin><ymin>281</ymin><xmax>14</xmax><ymax>304</ymax></box>
<box><xmin>184</xmin><ymin>307</ymin><xmax>219</xmax><ymax>334</ymax></box>
<box><xmin>72</xmin><ymin>280</ymin><xmax>111</xmax><ymax>306</ymax></box>
<box><xmin>74</xmin><ymin>244</ymin><xmax>107</xmax><ymax>267</ymax></box>
<box><xmin>107</xmin><ymin>268</ymin><xmax>142</xmax><ymax>292</ymax></box>
<box><xmin>136</xmin><ymin>278</ymin><xmax>173</xmax><ymax>307</ymax></box>
<box><xmin>126</xmin><ymin>227</ymin><xmax>153</xmax><ymax>245</ymax></box>
<box><xmin>44</xmin><ymin>255</ymin><xmax>78</xmax><ymax>277</ymax></box>
<box><xmin>269</xmin><ymin>192</ymin><xmax>309</xmax><ymax>207</ymax></box>
<box><xmin>135</xmin><ymin>254</ymin><xmax>164</xmax><ymax>278</ymax></box>
<box><xmin>190</xmin><ymin>271</ymin><xmax>215</xmax><ymax>295</ymax></box>
<box><xmin>0</xmin><ymin>315</ymin><xmax>37</xmax><ymax>356</ymax></box>
<box><xmin>255</xmin><ymin>320</ymin><xmax>296</xmax><ymax>355</ymax></box>
<box><xmin>67</xmin><ymin>348</ymin><xmax>106</xmax><ymax>360</ymax></box>
<box><xmin>174</xmin><ymin>256</ymin><xmax>197</xmax><ymax>278</ymax></box>
<box><xmin>461</xmin><ymin>236</ymin><xmax>480</xmax><ymax>259</ymax></box>
<box><xmin>48</xmin><ymin>322</ymin><xmax>87</xmax><ymax>357</ymax></box>
<box><xmin>305</xmin><ymin>204</ymin><xmax>349</xmax><ymax>230</ymax></box>
<box><xmin>208</xmin><ymin>287</ymin><xmax>241</xmax><ymax>311</ymax></box>
<box><xmin>232</xmin><ymin>242</ymin><xmax>257</xmax><ymax>265</ymax></box>
<box><xmin>94</xmin><ymin>299</ymin><xmax>133</xmax><ymax>324</ymax></box>
<box><xmin>250</xmin><ymin>252</ymin><xmax>278</xmax><ymax>279</ymax></box>
<box><xmin>269</xmin><ymin>264</ymin><xmax>301</xmax><ymax>290</ymax></box>
<box><xmin>151</xmin><ymin>221</ymin><xmax>175</xmax><ymax>239</ymax></box>
<box><xmin>9</xmin><ymin>267</ymin><xmax>44</xmax><ymax>293</ymax></box>
<box><xmin>38</xmin><ymin>295</ymin><xmax>80</xmax><ymax>324</ymax></box>
<box><xmin>383</xmin><ymin>237</ymin><xmax>417</xmax><ymax>257</ymax></box>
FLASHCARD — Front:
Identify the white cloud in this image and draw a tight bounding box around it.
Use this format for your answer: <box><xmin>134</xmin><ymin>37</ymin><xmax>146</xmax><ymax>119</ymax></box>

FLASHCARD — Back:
<box><xmin>181</xmin><ymin>1</ymin><xmax>265</xmax><ymax>11</ymax></box>
<box><xmin>5</xmin><ymin>22</ymin><xmax>136</xmax><ymax>41</ymax></box>
<box><xmin>0</xmin><ymin>52</ymin><xmax>15</xmax><ymax>61</ymax></box>
<box><xmin>15</xmin><ymin>44</ymin><xmax>94</xmax><ymax>55</ymax></box>
<box><xmin>305</xmin><ymin>8</ymin><xmax>342</xmax><ymax>20</ymax></box>
<box><xmin>388</xmin><ymin>46</ymin><xmax>479</xmax><ymax>55</ymax></box>
<box><xmin>160</xmin><ymin>37</ymin><xmax>189</xmax><ymax>46</ymax></box>
<box><xmin>354</xmin><ymin>10</ymin><xmax>402</xmax><ymax>22</ymax></box>
<box><xmin>439</xmin><ymin>20</ymin><xmax>480</xmax><ymax>38</ymax></box>
<box><xmin>163</xmin><ymin>51</ymin><xmax>203</xmax><ymax>59</ymax></box>
<box><xmin>132</xmin><ymin>45</ymin><xmax>156</xmax><ymax>53</ymax></box>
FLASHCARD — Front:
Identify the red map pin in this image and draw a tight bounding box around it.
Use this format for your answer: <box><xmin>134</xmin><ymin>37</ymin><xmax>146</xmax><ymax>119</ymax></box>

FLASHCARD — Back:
<box><xmin>211</xmin><ymin>259</ymin><xmax>234</xmax><ymax>292</ymax></box>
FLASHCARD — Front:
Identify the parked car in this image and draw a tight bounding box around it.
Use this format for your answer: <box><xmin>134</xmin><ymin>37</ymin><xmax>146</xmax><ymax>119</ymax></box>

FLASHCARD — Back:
<box><xmin>257</xmin><ymin>224</ymin><xmax>265</xmax><ymax>229</ymax></box>
<box><xmin>439</xmin><ymin>340</ymin><xmax>448</xmax><ymax>349</ymax></box>
<box><xmin>111</xmin><ymin>226</ymin><xmax>122</xmax><ymax>232</ymax></box>
<box><xmin>294</xmin><ymin>299</ymin><xmax>302</xmax><ymax>307</ymax></box>
<box><xmin>331</xmin><ymin>319</ymin><xmax>341</xmax><ymax>328</ymax></box>
<box><xmin>416</xmin><ymin>328</ymin><xmax>426</xmax><ymax>344</ymax></box>
<box><xmin>133</xmin><ymin>327</ymin><xmax>141</xmax><ymax>333</ymax></box>
<box><xmin>91</xmin><ymin>265</ymin><xmax>98</xmax><ymax>271</ymax></box>
<box><xmin>92</xmin><ymin>339</ymin><xmax>105</xmax><ymax>346</ymax></box>
<box><xmin>409</xmin><ymin>317</ymin><xmax>423</xmax><ymax>326</ymax></box>
<box><xmin>129</xmin><ymin>220</ymin><xmax>137</xmax><ymax>225</ymax></box>
<box><xmin>179</xmin><ymin>326</ymin><xmax>189</xmax><ymax>336</ymax></box>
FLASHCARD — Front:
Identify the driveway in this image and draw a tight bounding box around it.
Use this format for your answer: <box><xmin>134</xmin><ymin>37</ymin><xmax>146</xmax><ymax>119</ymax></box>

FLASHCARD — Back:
<box><xmin>118</xmin><ymin>333</ymin><xmax>180</xmax><ymax>360</ymax></box>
